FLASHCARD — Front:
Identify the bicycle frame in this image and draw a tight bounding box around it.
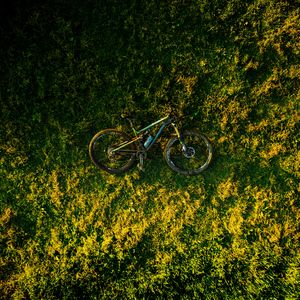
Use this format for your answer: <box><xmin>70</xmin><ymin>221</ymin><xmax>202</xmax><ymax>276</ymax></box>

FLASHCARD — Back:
<box><xmin>111</xmin><ymin>115</ymin><xmax>182</xmax><ymax>154</ymax></box>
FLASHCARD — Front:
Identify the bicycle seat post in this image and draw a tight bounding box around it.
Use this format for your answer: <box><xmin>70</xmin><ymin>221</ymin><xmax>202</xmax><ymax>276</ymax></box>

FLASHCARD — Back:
<box><xmin>121</xmin><ymin>113</ymin><xmax>137</xmax><ymax>136</ymax></box>
<box><xmin>127</xmin><ymin>118</ymin><xmax>138</xmax><ymax>136</ymax></box>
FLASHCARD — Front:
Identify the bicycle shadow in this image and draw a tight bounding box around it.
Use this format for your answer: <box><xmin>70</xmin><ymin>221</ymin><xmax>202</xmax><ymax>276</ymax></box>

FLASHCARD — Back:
<box><xmin>129</xmin><ymin>142</ymin><xmax>224</xmax><ymax>195</ymax></box>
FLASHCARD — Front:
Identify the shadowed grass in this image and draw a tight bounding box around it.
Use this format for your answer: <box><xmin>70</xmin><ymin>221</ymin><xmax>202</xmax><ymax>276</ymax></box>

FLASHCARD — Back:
<box><xmin>0</xmin><ymin>0</ymin><xmax>299</xmax><ymax>299</ymax></box>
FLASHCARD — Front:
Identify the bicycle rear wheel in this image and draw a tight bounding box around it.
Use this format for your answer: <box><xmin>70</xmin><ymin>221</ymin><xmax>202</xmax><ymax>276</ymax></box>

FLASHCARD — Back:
<box><xmin>164</xmin><ymin>130</ymin><xmax>212</xmax><ymax>175</ymax></box>
<box><xmin>89</xmin><ymin>129</ymin><xmax>136</xmax><ymax>174</ymax></box>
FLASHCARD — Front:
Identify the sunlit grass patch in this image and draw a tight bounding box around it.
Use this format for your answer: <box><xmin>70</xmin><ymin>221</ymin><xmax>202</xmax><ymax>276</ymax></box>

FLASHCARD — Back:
<box><xmin>0</xmin><ymin>0</ymin><xmax>299</xmax><ymax>298</ymax></box>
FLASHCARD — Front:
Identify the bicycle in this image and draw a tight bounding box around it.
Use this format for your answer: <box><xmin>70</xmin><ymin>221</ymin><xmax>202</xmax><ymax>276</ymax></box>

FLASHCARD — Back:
<box><xmin>89</xmin><ymin>113</ymin><xmax>213</xmax><ymax>175</ymax></box>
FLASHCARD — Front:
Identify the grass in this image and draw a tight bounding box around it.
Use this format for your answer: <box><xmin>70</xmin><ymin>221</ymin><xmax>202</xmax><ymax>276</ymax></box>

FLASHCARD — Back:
<box><xmin>0</xmin><ymin>0</ymin><xmax>299</xmax><ymax>299</ymax></box>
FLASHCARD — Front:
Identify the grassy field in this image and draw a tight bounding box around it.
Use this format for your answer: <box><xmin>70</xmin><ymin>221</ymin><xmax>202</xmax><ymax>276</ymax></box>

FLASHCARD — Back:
<box><xmin>0</xmin><ymin>0</ymin><xmax>299</xmax><ymax>298</ymax></box>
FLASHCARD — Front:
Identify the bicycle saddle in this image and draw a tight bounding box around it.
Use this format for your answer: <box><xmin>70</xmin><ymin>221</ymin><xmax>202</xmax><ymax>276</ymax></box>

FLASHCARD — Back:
<box><xmin>122</xmin><ymin>111</ymin><xmax>141</xmax><ymax>120</ymax></box>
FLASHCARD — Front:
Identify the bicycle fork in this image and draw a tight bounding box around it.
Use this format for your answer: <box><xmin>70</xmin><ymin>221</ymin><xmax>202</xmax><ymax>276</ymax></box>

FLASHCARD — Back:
<box><xmin>172</xmin><ymin>123</ymin><xmax>187</xmax><ymax>152</ymax></box>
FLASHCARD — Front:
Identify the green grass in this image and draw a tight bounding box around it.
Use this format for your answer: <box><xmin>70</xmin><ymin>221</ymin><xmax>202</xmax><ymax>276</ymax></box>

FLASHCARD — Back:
<box><xmin>0</xmin><ymin>0</ymin><xmax>299</xmax><ymax>299</ymax></box>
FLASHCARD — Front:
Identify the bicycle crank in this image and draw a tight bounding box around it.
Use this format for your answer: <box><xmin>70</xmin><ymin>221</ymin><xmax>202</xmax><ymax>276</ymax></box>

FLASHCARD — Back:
<box><xmin>137</xmin><ymin>151</ymin><xmax>147</xmax><ymax>171</ymax></box>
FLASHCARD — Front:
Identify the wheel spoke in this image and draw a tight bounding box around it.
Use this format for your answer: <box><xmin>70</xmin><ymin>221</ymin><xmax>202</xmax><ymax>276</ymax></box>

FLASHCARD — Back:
<box><xmin>165</xmin><ymin>131</ymin><xmax>212</xmax><ymax>175</ymax></box>
<box><xmin>89</xmin><ymin>130</ymin><xmax>136</xmax><ymax>173</ymax></box>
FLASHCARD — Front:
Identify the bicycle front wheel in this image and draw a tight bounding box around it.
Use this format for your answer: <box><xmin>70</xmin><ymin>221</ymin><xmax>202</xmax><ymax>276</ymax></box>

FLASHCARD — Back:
<box><xmin>164</xmin><ymin>130</ymin><xmax>212</xmax><ymax>176</ymax></box>
<box><xmin>89</xmin><ymin>129</ymin><xmax>136</xmax><ymax>174</ymax></box>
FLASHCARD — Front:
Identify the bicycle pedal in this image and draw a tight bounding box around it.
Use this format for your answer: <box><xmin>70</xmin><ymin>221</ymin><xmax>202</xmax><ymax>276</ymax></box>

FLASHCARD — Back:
<box><xmin>138</xmin><ymin>155</ymin><xmax>145</xmax><ymax>171</ymax></box>
<box><xmin>137</xmin><ymin>163</ymin><xmax>145</xmax><ymax>172</ymax></box>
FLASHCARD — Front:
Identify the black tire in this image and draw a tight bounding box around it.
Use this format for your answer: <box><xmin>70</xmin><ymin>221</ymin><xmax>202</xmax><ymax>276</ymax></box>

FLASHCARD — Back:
<box><xmin>164</xmin><ymin>130</ymin><xmax>213</xmax><ymax>175</ymax></box>
<box><xmin>89</xmin><ymin>129</ymin><xmax>136</xmax><ymax>174</ymax></box>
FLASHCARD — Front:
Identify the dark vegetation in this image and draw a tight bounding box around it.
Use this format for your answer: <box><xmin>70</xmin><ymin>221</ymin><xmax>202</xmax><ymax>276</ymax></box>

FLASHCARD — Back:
<box><xmin>0</xmin><ymin>0</ymin><xmax>299</xmax><ymax>298</ymax></box>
